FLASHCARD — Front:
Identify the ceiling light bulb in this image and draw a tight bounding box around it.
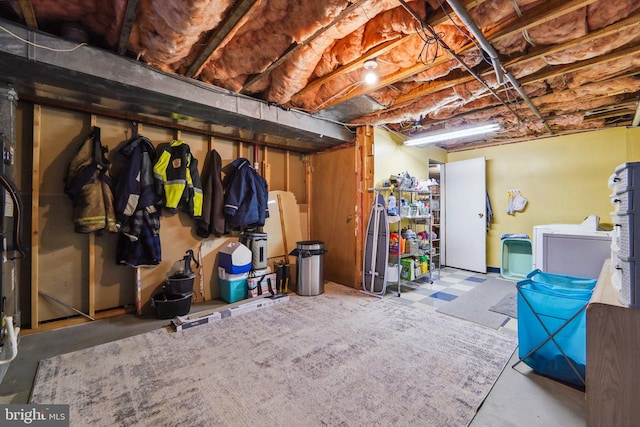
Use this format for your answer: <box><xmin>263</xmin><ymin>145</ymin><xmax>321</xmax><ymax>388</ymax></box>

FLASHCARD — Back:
<box><xmin>363</xmin><ymin>58</ymin><xmax>378</xmax><ymax>85</ymax></box>
<box><xmin>364</xmin><ymin>71</ymin><xmax>378</xmax><ymax>85</ymax></box>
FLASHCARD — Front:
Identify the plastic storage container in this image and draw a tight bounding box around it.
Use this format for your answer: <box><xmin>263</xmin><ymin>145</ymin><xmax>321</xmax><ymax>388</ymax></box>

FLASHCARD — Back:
<box><xmin>500</xmin><ymin>238</ymin><xmax>532</xmax><ymax>280</ymax></box>
<box><xmin>219</xmin><ymin>241</ymin><xmax>252</xmax><ymax>274</ymax></box>
<box><xmin>240</xmin><ymin>231</ymin><xmax>268</xmax><ymax>270</ymax></box>
<box><xmin>151</xmin><ymin>292</ymin><xmax>193</xmax><ymax>319</ymax></box>
<box><xmin>219</xmin><ymin>278</ymin><xmax>248</xmax><ymax>303</ymax></box>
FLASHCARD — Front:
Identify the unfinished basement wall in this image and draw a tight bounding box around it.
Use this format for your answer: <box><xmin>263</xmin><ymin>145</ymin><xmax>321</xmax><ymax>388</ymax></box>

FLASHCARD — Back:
<box><xmin>448</xmin><ymin>126</ymin><xmax>640</xmax><ymax>269</ymax></box>
<box><xmin>19</xmin><ymin>102</ymin><xmax>308</xmax><ymax>329</ymax></box>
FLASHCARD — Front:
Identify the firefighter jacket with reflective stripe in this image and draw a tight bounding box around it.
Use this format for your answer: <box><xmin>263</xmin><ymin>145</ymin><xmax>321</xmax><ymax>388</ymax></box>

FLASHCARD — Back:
<box><xmin>64</xmin><ymin>127</ymin><xmax>117</xmax><ymax>234</ymax></box>
<box><xmin>153</xmin><ymin>140</ymin><xmax>203</xmax><ymax>218</ymax></box>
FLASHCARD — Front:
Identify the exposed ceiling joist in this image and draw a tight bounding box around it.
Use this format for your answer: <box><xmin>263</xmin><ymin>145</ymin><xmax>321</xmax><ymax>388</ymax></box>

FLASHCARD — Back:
<box><xmin>520</xmin><ymin>44</ymin><xmax>640</xmax><ymax>87</ymax></box>
<box><xmin>486</xmin><ymin>0</ymin><xmax>599</xmax><ymax>45</ymax></box>
<box><xmin>392</xmin><ymin>10</ymin><xmax>640</xmax><ymax>107</ymax></box>
<box><xmin>186</xmin><ymin>0</ymin><xmax>260</xmax><ymax>78</ymax></box>
<box><xmin>313</xmin><ymin>0</ymin><xmax>592</xmax><ymax>112</ymax></box>
<box><xmin>241</xmin><ymin>0</ymin><xmax>370</xmax><ymax>93</ymax></box>
<box><xmin>17</xmin><ymin>0</ymin><xmax>37</xmax><ymax>28</ymax></box>
<box><xmin>0</xmin><ymin>0</ymin><xmax>637</xmax><ymax>151</ymax></box>
<box><xmin>117</xmin><ymin>0</ymin><xmax>140</xmax><ymax>55</ymax></box>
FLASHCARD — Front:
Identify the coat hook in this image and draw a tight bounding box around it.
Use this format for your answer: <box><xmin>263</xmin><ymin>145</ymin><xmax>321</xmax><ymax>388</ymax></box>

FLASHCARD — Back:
<box><xmin>132</xmin><ymin>121</ymin><xmax>138</xmax><ymax>137</ymax></box>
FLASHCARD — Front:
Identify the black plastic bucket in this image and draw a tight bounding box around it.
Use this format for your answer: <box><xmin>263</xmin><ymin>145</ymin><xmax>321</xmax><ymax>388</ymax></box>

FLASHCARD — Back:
<box><xmin>151</xmin><ymin>292</ymin><xmax>193</xmax><ymax>319</ymax></box>
<box><xmin>165</xmin><ymin>274</ymin><xmax>195</xmax><ymax>294</ymax></box>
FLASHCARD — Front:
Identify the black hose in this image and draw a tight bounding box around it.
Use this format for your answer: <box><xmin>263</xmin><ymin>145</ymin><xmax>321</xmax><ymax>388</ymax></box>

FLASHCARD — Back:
<box><xmin>0</xmin><ymin>172</ymin><xmax>27</xmax><ymax>258</ymax></box>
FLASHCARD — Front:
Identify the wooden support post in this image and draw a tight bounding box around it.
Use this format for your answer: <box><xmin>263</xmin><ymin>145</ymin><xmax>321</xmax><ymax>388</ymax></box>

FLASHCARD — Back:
<box><xmin>263</xmin><ymin>146</ymin><xmax>271</xmax><ymax>187</ymax></box>
<box><xmin>30</xmin><ymin>104</ymin><xmax>41</xmax><ymax>329</ymax></box>
<box><xmin>304</xmin><ymin>155</ymin><xmax>312</xmax><ymax>239</ymax></box>
<box><xmin>208</xmin><ymin>125</ymin><xmax>214</xmax><ymax>151</ymax></box>
<box><xmin>355</xmin><ymin>125</ymin><xmax>374</xmax><ymax>288</ymax></box>
<box><xmin>285</xmin><ymin>151</ymin><xmax>290</xmax><ymax>191</ymax></box>
<box><xmin>134</xmin><ymin>123</ymin><xmax>144</xmax><ymax>315</ymax></box>
<box><xmin>88</xmin><ymin>115</ymin><xmax>97</xmax><ymax>318</ymax></box>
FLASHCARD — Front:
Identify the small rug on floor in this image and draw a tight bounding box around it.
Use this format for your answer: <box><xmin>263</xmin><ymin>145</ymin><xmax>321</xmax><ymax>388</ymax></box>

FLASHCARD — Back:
<box><xmin>30</xmin><ymin>282</ymin><xmax>517</xmax><ymax>427</ymax></box>
<box><xmin>489</xmin><ymin>290</ymin><xmax>518</xmax><ymax>318</ymax></box>
<box><xmin>437</xmin><ymin>277</ymin><xmax>516</xmax><ymax>329</ymax></box>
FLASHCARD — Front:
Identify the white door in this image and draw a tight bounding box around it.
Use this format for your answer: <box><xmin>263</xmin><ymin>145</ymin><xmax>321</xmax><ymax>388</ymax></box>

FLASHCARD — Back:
<box><xmin>444</xmin><ymin>157</ymin><xmax>486</xmax><ymax>272</ymax></box>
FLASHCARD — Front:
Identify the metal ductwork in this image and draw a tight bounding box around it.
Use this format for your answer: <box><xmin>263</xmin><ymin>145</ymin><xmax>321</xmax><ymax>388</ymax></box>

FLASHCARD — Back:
<box><xmin>0</xmin><ymin>19</ymin><xmax>354</xmax><ymax>153</ymax></box>
<box><xmin>444</xmin><ymin>0</ymin><xmax>504</xmax><ymax>85</ymax></box>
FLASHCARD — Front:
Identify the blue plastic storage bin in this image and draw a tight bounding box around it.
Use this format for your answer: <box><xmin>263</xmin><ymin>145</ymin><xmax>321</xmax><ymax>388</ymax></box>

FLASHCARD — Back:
<box><xmin>219</xmin><ymin>277</ymin><xmax>247</xmax><ymax>303</ymax></box>
<box><xmin>516</xmin><ymin>275</ymin><xmax>596</xmax><ymax>386</ymax></box>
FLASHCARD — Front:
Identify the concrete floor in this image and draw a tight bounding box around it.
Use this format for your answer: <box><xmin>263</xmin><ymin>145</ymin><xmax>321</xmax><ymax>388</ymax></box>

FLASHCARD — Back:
<box><xmin>0</xmin><ymin>282</ymin><xmax>586</xmax><ymax>426</ymax></box>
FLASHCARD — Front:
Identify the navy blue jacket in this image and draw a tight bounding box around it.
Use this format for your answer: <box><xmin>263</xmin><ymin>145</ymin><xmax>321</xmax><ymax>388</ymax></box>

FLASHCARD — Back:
<box><xmin>223</xmin><ymin>158</ymin><xmax>269</xmax><ymax>228</ymax></box>
<box><xmin>113</xmin><ymin>136</ymin><xmax>162</xmax><ymax>266</ymax></box>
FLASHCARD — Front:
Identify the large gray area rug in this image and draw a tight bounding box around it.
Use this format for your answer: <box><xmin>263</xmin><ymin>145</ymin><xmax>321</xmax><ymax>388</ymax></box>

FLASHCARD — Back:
<box><xmin>31</xmin><ymin>283</ymin><xmax>517</xmax><ymax>427</ymax></box>
<box><xmin>436</xmin><ymin>277</ymin><xmax>517</xmax><ymax>329</ymax></box>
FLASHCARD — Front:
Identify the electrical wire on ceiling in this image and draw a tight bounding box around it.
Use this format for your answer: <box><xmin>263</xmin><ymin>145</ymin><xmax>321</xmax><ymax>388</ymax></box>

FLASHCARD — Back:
<box><xmin>0</xmin><ymin>23</ymin><xmax>87</xmax><ymax>52</ymax></box>
<box><xmin>433</xmin><ymin>0</ymin><xmax>523</xmax><ymax>128</ymax></box>
<box><xmin>415</xmin><ymin>20</ymin><xmax>443</xmax><ymax>66</ymax></box>
<box><xmin>398</xmin><ymin>0</ymin><xmax>524</xmax><ymax>124</ymax></box>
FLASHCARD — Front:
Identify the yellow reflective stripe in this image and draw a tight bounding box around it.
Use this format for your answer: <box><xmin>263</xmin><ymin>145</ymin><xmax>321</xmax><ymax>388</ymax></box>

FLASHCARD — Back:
<box><xmin>152</xmin><ymin>150</ymin><xmax>170</xmax><ymax>181</ymax></box>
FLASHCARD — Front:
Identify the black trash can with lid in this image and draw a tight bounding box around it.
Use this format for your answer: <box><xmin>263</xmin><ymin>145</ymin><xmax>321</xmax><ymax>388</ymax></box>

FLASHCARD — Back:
<box><xmin>290</xmin><ymin>240</ymin><xmax>328</xmax><ymax>296</ymax></box>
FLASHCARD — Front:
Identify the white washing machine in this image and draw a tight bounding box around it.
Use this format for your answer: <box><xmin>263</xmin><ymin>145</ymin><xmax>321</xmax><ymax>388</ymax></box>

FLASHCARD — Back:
<box><xmin>532</xmin><ymin>215</ymin><xmax>612</xmax><ymax>279</ymax></box>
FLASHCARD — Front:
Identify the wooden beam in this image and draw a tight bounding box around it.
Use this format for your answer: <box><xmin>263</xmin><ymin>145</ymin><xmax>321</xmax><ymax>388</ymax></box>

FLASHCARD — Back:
<box><xmin>263</xmin><ymin>146</ymin><xmax>271</xmax><ymax>188</ymax></box>
<box><xmin>501</xmin><ymin>10</ymin><xmax>640</xmax><ymax>69</ymax></box>
<box><xmin>242</xmin><ymin>0</ymin><xmax>370</xmax><ymax>93</ymax></box>
<box><xmin>357</xmin><ymin>5</ymin><xmax>640</xmax><ymax>118</ymax></box>
<box><xmin>117</xmin><ymin>0</ymin><xmax>140</xmax><ymax>55</ymax></box>
<box><xmin>285</xmin><ymin>151</ymin><xmax>290</xmax><ymax>191</ymax></box>
<box><xmin>520</xmin><ymin>44</ymin><xmax>640</xmax><ymax>87</ymax></box>
<box><xmin>315</xmin><ymin>0</ymin><xmax>598</xmax><ymax>111</ymax></box>
<box><xmin>354</xmin><ymin>125</ymin><xmax>375</xmax><ymax>288</ymax></box>
<box><xmin>304</xmin><ymin>155</ymin><xmax>312</xmax><ymax>239</ymax></box>
<box><xmin>88</xmin><ymin>115</ymin><xmax>97</xmax><ymax>318</ymax></box>
<box><xmin>30</xmin><ymin>104</ymin><xmax>41</xmax><ymax>329</ymax></box>
<box><xmin>18</xmin><ymin>94</ymin><xmax>316</xmax><ymax>154</ymax></box>
<box><xmin>296</xmin><ymin>0</ymin><xmax>486</xmax><ymax>105</ymax></box>
<box><xmin>22</xmin><ymin>306</ymin><xmax>136</xmax><ymax>335</ymax></box>
<box><xmin>186</xmin><ymin>0</ymin><xmax>260</xmax><ymax>78</ymax></box>
<box><xmin>485</xmin><ymin>0</ymin><xmax>599</xmax><ymax>46</ymax></box>
<box><xmin>17</xmin><ymin>0</ymin><xmax>38</xmax><ymax>28</ymax></box>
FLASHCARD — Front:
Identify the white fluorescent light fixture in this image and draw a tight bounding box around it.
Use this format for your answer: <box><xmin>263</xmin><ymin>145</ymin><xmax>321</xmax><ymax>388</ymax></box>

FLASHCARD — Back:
<box><xmin>404</xmin><ymin>123</ymin><xmax>500</xmax><ymax>146</ymax></box>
